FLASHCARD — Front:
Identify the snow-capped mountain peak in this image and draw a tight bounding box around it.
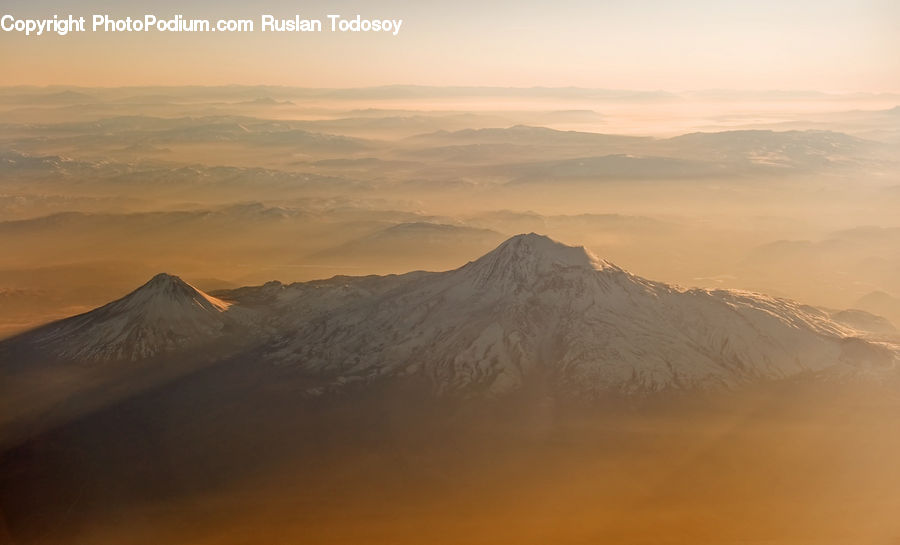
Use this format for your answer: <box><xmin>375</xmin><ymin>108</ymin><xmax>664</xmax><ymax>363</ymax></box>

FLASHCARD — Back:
<box><xmin>106</xmin><ymin>273</ymin><xmax>231</xmax><ymax>316</ymax></box>
<box><xmin>457</xmin><ymin>232</ymin><xmax>614</xmax><ymax>289</ymax></box>
<box><xmin>256</xmin><ymin>234</ymin><xmax>898</xmax><ymax>396</ymax></box>
<box><xmin>26</xmin><ymin>273</ymin><xmax>236</xmax><ymax>362</ymax></box>
<box><xmin>4</xmin><ymin>234</ymin><xmax>897</xmax><ymax>397</ymax></box>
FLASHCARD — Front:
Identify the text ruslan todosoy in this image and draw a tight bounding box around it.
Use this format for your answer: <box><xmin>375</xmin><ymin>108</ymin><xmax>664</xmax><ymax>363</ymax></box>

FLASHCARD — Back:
<box><xmin>0</xmin><ymin>14</ymin><xmax>403</xmax><ymax>36</ymax></box>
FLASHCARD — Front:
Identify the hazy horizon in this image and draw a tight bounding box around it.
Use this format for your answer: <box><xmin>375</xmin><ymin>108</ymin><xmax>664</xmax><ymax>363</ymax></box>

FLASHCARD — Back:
<box><xmin>1</xmin><ymin>83</ymin><xmax>898</xmax><ymax>339</ymax></box>
<box><xmin>2</xmin><ymin>0</ymin><xmax>899</xmax><ymax>91</ymax></box>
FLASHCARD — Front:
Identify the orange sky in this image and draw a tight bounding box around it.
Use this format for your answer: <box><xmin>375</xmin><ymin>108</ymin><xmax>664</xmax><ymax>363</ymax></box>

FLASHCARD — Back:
<box><xmin>1</xmin><ymin>0</ymin><xmax>898</xmax><ymax>91</ymax></box>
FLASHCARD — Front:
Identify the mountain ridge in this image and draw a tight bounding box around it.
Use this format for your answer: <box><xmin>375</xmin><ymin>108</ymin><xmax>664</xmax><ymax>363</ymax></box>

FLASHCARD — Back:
<box><xmin>2</xmin><ymin>234</ymin><xmax>897</xmax><ymax>398</ymax></box>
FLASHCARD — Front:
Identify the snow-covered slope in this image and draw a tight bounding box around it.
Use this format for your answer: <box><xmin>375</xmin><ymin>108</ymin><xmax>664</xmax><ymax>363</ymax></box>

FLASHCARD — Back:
<box><xmin>3</xmin><ymin>235</ymin><xmax>897</xmax><ymax>397</ymax></box>
<box><xmin>252</xmin><ymin>234</ymin><xmax>897</xmax><ymax>396</ymax></box>
<box><xmin>25</xmin><ymin>273</ymin><xmax>239</xmax><ymax>362</ymax></box>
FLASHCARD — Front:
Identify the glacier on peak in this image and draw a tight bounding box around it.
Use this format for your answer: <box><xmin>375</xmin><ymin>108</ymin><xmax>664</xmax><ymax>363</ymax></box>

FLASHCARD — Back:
<box><xmin>469</xmin><ymin>232</ymin><xmax>610</xmax><ymax>271</ymax></box>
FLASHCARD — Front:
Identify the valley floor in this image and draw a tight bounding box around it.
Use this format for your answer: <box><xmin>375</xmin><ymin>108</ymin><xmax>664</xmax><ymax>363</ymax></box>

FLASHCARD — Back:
<box><xmin>3</xmin><ymin>380</ymin><xmax>900</xmax><ymax>545</ymax></box>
